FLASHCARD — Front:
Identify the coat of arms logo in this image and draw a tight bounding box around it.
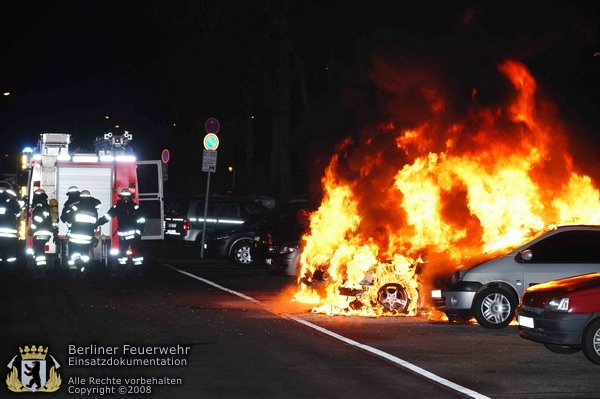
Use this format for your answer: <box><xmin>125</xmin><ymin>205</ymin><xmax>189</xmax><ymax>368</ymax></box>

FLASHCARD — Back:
<box><xmin>5</xmin><ymin>345</ymin><xmax>62</xmax><ymax>393</ymax></box>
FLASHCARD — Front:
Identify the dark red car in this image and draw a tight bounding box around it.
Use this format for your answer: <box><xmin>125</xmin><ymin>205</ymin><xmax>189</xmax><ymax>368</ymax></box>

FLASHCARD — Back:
<box><xmin>517</xmin><ymin>272</ymin><xmax>600</xmax><ymax>365</ymax></box>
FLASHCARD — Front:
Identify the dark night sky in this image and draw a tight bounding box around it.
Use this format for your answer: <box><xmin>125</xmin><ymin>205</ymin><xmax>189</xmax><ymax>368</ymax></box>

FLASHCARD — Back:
<box><xmin>1</xmin><ymin>1</ymin><xmax>599</xmax><ymax>195</ymax></box>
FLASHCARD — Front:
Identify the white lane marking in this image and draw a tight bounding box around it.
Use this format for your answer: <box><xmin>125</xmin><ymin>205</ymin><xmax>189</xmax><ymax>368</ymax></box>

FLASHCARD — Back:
<box><xmin>164</xmin><ymin>264</ymin><xmax>490</xmax><ymax>399</ymax></box>
<box><xmin>165</xmin><ymin>264</ymin><xmax>261</xmax><ymax>304</ymax></box>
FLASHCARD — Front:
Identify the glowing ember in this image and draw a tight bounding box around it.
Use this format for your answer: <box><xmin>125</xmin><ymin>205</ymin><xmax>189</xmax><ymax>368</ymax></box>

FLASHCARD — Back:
<box><xmin>292</xmin><ymin>59</ymin><xmax>600</xmax><ymax>317</ymax></box>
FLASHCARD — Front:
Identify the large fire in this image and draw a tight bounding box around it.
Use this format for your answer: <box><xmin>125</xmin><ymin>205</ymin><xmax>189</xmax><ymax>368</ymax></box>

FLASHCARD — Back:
<box><xmin>292</xmin><ymin>58</ymin><xmax>600</xmax><ymax>317</ymax></box>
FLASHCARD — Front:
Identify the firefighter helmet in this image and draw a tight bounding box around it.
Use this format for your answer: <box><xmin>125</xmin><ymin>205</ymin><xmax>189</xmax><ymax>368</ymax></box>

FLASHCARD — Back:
<box><xmin>80</xmin><ymin>190</ymin><xmax>91</xmax><ymax>197</ymax></box>
<box><xmin>33</xmin><ymin>189</ymin><xmax>48</xmax><ymax>202</ymax></box>
<box><xmin>67</xmin><ymin>186</ymin><xmax>79</xmax><ymax>195</ymax></box>
<box><xmin>118</xmin><ymin>189</ymin><xmax>131</xmax><ymax>197</ymax></box>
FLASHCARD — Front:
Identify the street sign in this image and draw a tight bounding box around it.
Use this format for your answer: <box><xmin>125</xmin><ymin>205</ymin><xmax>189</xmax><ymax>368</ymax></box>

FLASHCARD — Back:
<box><xmin>205</xmin><ymin>117</ymin><xmax>220</xmax><ymax>134</ymax></box>
<box><xmin>203</xmin><ymin>133</ymin><xmax>219</xmax><ymax>150</ymax></box>
<box><xmin>161</xmin><ymin>149</ymin><xmax>170</xmax><ymax>163</ymax></box>
<box><xmin>202</xmin><ymin>149</ymin><xmax>218</xmax><ymax>172</ymax></box>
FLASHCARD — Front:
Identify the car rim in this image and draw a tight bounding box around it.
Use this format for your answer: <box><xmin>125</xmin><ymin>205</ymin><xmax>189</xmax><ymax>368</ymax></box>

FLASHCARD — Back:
<box><xmin>594</xmin><ymin>328</ymin><xmax>600</xmax><ymax>356</ymax></box>
<box><xmin>377</xmin><ymin>284</ymin><xmax>409</xmax><ymax>313</ymax></box>
<box><xmin>235</xmin><ymin>246</ymin><xmax>252</xmax><ymax>265</ymax></box>
<box><xmin>481</xmin><ymin>293</ymin><xmax>511</xmax><ymax>324</ymax></box>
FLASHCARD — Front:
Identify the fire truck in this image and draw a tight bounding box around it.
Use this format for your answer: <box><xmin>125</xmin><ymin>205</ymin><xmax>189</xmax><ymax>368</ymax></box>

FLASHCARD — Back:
<box><xmin>22</xmin><ymin>132</ymin><xmax>164</xmax><ymax>272</ymax></box>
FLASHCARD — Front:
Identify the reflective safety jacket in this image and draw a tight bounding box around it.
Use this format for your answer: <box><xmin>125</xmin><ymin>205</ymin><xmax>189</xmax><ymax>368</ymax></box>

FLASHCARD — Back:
<box><xmin>64</xmin><ymin>196</ymin><xmax>101</xmax><ymax>245</ymax></box>
<box><xmin>97</xmin><ymin>199</ymin><xmax>145</xmax><ymax>240</ymax></box>
<box><xmin>0</xmin><ymin>190</ymin><xmax>21</xmax><ymax>239</ymax></box>
<box><xmin>30</xmin><ymin>201</ymin><xmax>53</xmax><ymax>240</ymax></box>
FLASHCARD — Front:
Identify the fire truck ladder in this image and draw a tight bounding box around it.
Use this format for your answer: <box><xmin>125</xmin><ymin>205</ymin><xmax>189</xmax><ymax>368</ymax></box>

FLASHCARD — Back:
<box><xmin>37</xmin><ymin>133</ymin><xmax>71</xmax><ymax>201</ymax></box>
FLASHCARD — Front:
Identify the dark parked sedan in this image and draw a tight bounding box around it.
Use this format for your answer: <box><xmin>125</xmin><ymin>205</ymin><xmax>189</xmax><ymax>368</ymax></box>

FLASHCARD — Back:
<box><xmin>203</xmin><ymin>220</ymin><xmax>261</xmax><ymax>266</ymax></box>
<box><xmin>251</xmin><ymin>201</ymin><xmax>317</xmax><ymax>276</ymax></box>
<box><xmin>517</xmin><ymin>272</ymin><xmax>600</xmax><ymax>365</ymax></box>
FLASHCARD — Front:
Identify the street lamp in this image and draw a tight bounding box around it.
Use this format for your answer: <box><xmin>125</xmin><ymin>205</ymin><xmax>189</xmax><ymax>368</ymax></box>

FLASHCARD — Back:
<box><xmin>228</xmin><ymin>166</ymin><xmax>235</xmax><ymax>193</ymax></box>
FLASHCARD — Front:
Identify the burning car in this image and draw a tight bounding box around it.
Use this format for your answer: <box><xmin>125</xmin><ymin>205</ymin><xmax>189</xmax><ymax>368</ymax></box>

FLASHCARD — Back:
<box><xmin>300</xmin><ymin>264</ymin><xmax>416</xmax><ymax>314</ymax></box>
<box><xmin>289</xmin><ymin>59</ymin><xmax>600</xmax><ymax>320</ymax></box>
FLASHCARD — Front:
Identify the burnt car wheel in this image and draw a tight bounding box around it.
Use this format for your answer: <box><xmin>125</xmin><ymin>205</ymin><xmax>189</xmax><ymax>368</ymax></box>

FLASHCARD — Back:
<box><xmin>231</xmin><ymin>241</ymin><xmax>253</xmax><ymax>266</ymax></box>
<box><xmin>377</xmin><ymin>283</ymin><xmax>410</xmax><ymax>313</ymax></box>
<box><xmin>582</xmin><ymin>319</ymin><xmax>600</xmax><ymax>365</ymax></box>
<box><xmin>543</xmin><ymin>343</ymin><xmax>580</xmax><ymax>355</ymax></box>
<box><xmin>473</xmin><ymin>287</ymin><xmax>517</xmax><ymax>329</ymax></box>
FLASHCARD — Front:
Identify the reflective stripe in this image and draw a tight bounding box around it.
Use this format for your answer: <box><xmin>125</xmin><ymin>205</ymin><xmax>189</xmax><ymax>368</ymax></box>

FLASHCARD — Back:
<box><xmin>74</xmin><ymin>213</ymin><xmax>96</xmax><ymax>223</ymax></box>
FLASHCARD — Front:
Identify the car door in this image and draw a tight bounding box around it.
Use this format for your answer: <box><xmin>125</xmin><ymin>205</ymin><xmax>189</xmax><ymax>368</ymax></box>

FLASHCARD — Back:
<box><xmin>522</xmin><ymin>229</ymin><xmax>600</xmax><ymax>292</ymax></box>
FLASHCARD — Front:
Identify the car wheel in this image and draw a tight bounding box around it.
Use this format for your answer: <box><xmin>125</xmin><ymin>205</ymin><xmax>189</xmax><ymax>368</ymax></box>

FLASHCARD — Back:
<box><xmin>582</xmin><ymin>319</ymin><xmax>600</xmax><ymax>365</ymax></box>
<box><xmin>377</xmin><ymin>283</ymin><xmax>410</xmax><ymax>313</ymax></box>
<box><xmin>231</xmin><ymin>241</ymin><xmax>253</xmax><ymax>266</ymax></box>
<box><xmin>473</xmin><ymin>287</ymin><xmax>516</xmax><ymax>329</ymax></box>
<box><xmin>543</xmin><ymin>343</ymin><xmax>580</xmax><ymax>354</ymax></box>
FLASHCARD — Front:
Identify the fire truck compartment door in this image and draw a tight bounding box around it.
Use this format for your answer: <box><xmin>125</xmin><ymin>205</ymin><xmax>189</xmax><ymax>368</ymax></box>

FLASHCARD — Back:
<box><xmin>136</xmin><ymin>160</ymin><xmax>164</xmax><ymax>240</ymax></box>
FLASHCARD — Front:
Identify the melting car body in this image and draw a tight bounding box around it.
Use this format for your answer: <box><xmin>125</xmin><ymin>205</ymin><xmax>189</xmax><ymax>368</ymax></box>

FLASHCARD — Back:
<box><xmin>301</xmin><ymin>265</ymin><xmax>415</xmax><ymax>314</ymax></box>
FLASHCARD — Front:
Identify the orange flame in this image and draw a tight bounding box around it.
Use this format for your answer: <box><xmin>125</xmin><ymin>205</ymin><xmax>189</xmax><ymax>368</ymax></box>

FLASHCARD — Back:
<box><xmin>292</xmin><ymin>59</ymin><xmax>600</xmax><ymax>317</ymax></box>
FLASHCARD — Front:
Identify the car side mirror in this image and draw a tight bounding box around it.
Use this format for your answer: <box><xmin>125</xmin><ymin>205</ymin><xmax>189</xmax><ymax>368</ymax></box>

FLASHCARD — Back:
<box><xmin>519</xmin><ymin>249</ymin><xmax>533</xmax><ymax>262</ymax></box>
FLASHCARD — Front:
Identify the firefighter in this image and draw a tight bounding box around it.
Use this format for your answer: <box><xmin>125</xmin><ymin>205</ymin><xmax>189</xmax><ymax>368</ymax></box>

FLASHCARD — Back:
<box><xmin>60</xmin><ymin>186</ymin><xmax>80</xmax><ymax>224</ymax></box>
<box><xmin>0</xmin><ymin>187</ymin><xmax>22</xmax><ymax>268</ymax></box>
<box><xmin>62</xmin><ymin>189</ymin><xmax>101</xmax><ymax>270</ymax></box>
<box><xmin>96</xmin><ymin>189</ymin><xmax>145</xmax><ymax>266</ymax></box>
<box><xmin>28</xmin><ymin>189</ymin><xmax>53</xmax><ymax>267</ymax></box>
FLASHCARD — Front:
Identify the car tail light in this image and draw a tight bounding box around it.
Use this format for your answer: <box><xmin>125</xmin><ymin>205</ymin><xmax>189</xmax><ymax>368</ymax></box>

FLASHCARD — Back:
<box><xmin>182</xmin><ymin>218</ymin><xmax>191</xmax><ymax>231</ymax></box>
<box><xmin>263</xmin><ymin>233</ymin><xmax>273</xmax><ymax>245</ymax></box>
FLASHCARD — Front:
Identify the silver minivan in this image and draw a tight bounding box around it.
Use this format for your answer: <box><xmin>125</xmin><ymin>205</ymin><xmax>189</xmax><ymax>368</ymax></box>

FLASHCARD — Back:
<box><xmin>430</xmin><ymin>225</ymin><xmax>600</xmax><ymax>329</ymax></box>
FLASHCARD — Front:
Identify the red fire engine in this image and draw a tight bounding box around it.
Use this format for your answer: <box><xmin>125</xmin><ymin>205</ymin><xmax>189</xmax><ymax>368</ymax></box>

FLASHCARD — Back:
<box><xmin>23</xmin><ymin>133</ymin><xmax>164</xmax><ymax>271</ymax></box>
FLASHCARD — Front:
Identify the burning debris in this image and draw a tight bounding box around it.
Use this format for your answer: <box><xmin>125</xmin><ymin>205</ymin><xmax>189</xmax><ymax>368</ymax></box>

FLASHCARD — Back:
<box><xmin>292</xmin><ymin>57</ymin><xmax>600</xmax><ymax>317</ymax></box>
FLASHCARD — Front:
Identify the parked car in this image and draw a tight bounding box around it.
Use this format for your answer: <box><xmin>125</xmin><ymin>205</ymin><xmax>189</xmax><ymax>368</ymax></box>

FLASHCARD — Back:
<box><xmin>164</xmin><ymin>196</ymin><xmax>269</xmax><ymax>246</ymax></box>
<box><xmin>517</xmin><ymin>272</ymin><xmax>600</xmax><ymax>365</ymax></box>
<box><xmin>430</xmin><ymin>225</ymin><xmax>600</xmax><ymax>329</ymax></box>
<box><xmin>203</xmin><ymin>219</ymin><xmax>261</xmax><ymax>266</ymax></box>
<box><xmin>251</xmin><ymin>201</ymin><xmax>317</xmax><ymax>276</ymax></box>
<box><xmin>246</xmin><ymin>193</ymin><xmax>276</xmax><ymax>209</ymax></box>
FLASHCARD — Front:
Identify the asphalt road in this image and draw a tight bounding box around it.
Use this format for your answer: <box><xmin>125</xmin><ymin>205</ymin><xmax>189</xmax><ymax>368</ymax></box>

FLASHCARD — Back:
<box><xmin>2</xmin><ymin>242</ymin><xmax>600</xmax><ymax>399</ymax></box>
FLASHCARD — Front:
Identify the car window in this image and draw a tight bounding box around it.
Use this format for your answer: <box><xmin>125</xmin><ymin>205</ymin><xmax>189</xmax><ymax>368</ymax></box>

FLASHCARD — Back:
<box><xmin>193</xmin><ymin>200</ymin><xmax>216</xmax><ymax>218</ymax></box>
<box><xmin>241</xmin><ymin>202</ymin><xmax>268</xmax><ymax>218</ymax></box>
<box><xmin>527</xmin><ymin>230</ymin><xmax>600</xmax><ymax>263</ymax></box>
<box><xmin>166</xmin><ymin>200</ymin><xmax>190</xmax><ymax>216</ymax></box>
<box><xmin>217</xmin><ymin>202</ymin><xmax>239</xmax><ymax>218</ymax></box>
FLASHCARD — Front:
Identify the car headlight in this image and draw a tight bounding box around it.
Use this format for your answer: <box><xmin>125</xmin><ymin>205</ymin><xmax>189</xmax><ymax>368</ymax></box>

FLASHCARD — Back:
<box><xmin>277</xmin><ymin>245</ymin><xmax>298</xmax><ymax>255</ymax></box>
<box><xmin>546</xmin><ymin>297</ymin><xmax>570</xmax><ymax>312</ymax></box>
<box><xmin>450</xmin><ymin>269</ymin><xmax>466</xmax><ymax>286</ymax></box>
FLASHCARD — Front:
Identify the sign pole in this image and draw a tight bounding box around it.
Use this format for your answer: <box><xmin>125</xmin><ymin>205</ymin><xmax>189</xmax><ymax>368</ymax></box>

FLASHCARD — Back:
<box><xmin>200</xmin><ymin>117</ymin><xmax>220</xmax><ymax>258</ymax></box>
<box><xmin>200</xmin><ymin>171</ymin><xmax>211</xmax><ymax>258</ymax></box>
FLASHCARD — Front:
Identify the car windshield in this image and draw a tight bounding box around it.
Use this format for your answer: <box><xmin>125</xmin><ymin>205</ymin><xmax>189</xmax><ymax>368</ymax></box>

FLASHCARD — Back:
<box><xmin>503</xmin><ymin>225</ymin><xmax>558</xmax><ymax>253</ymax></box>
